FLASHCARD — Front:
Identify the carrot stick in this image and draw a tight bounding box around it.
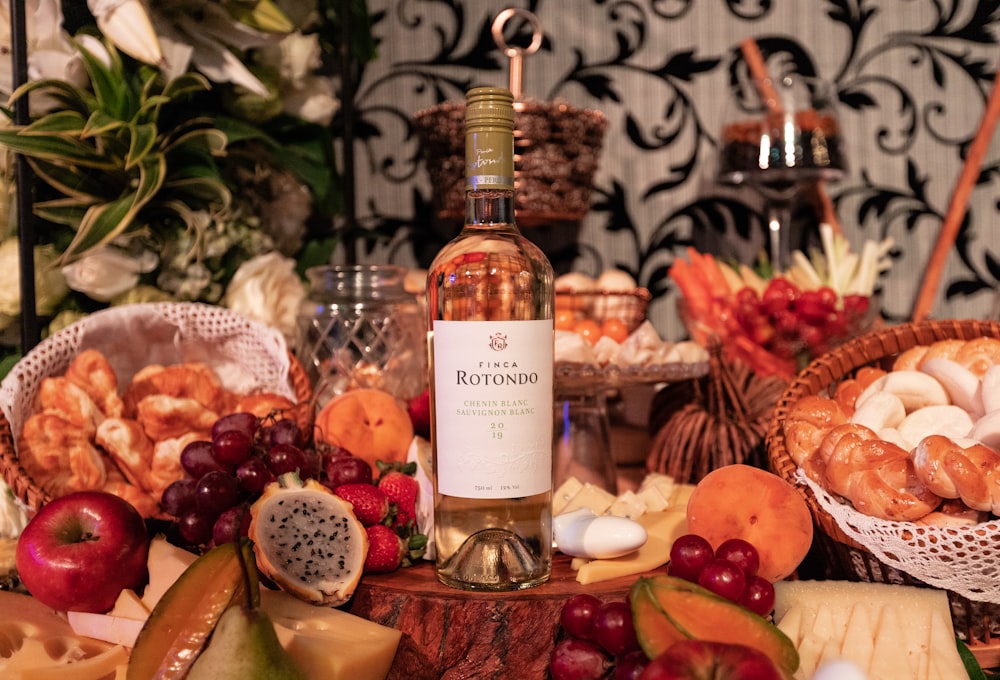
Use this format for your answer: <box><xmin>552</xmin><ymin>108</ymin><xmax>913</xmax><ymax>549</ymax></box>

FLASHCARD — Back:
<box><xmin>740</xmin><ymin>38</ymin><xmax>782</xmax><ymax>116</ymax></box>
<box><xmin>911</xmin><ymin>62</ymin><xmax>1000</xmax><ymax>323</ymax></box>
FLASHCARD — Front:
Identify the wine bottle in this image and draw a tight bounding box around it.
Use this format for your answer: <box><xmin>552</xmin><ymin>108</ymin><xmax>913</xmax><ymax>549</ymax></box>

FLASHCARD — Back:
<box><xmin>426</xmin><ymin>87</ymin><xmax>554</xmax><ymax>591</ymax></box>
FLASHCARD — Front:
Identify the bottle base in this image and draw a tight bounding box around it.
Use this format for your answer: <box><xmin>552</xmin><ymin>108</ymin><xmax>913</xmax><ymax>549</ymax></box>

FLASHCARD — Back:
<box><xmin>436</xmin><ymin>527</ymin><xmax>551</xmax><ymax>591</ymax></box>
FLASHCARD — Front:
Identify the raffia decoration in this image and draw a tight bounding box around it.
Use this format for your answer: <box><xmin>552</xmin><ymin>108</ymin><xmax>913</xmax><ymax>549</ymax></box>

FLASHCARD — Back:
<box><xmin>646</xmin><ymin>341</ymin><xmax>787</xmax><ymax>484</ymax></box>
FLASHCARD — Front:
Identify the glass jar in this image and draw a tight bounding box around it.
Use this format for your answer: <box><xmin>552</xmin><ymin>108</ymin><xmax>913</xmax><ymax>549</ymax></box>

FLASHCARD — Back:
<box><xmin>296</xmin><ymin>264</ymin><xmax>427</xmax><ymax>407</ymax></box>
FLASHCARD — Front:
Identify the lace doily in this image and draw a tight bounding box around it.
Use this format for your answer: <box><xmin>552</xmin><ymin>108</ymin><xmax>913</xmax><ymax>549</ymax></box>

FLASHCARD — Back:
<box><xmin>796</xmin><ymin>469</ymin><xmax>1000</xmax><ymax>604</ymax></box>
<box><xmin>0</xmin><ymin>303</ymin><xmax>294</xmax><ymax>441</ymax></box>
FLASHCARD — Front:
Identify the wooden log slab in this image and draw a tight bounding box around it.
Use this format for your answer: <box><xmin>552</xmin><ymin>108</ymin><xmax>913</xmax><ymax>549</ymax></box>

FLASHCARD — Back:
<box><xmin>348</xmin><ymin>553</ymin><xmax>657</xmax><ymax>679</ymax></box>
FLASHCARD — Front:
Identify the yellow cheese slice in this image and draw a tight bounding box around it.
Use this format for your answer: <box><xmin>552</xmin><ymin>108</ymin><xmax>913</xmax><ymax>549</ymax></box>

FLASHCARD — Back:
<box><xmin>574</xmin><ymin>510</ymin><xmax>687</xmax><ymax>585</ymax></box>
<box><xmin>838</xmin><ymin>602</ymin><xmax>876</xmax><ymax>672</ymax></box>
<box><xmin>109</xmin><ymin>588</ymin><xmax>149</xmax><ymax>620</ymax></box>
<box><xmin>262</xmin><ymin>588</ymin><xmax>401</xmax><ymax>680</ymax></box>
<box><xmin>1</xmin><ymin>639</ymin><xmax>128</xmax><ymax>680</ymax></box>
<box><xmin>774</xmin><ymin>580</ymin><xmax>965</xmax><ymax>680</ymax></box>
<box><xmin>141</xmin><ymin>536</ymin><xmax>198</xmax><ymax>611</ymax></box>
<box><xmin>67</xmin><ymin>610</ymin><xmax>146</xmax><ymax>648</ymax></box>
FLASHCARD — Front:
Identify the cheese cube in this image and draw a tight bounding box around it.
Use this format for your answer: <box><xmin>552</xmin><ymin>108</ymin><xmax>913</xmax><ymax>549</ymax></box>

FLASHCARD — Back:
<box><xmin>608</xmin><ymin>490</ymin><xmax>647</xmax><ymax>519</ymax></box>
<box><xmin>552</xmin><ymin>477</ymin><xmax>584</xmax><ymax>516</ymax></box>
<box><xmin>559</xmin><ymin>483</ymin><xmax>617</xmax><ymax>516</ymax></box>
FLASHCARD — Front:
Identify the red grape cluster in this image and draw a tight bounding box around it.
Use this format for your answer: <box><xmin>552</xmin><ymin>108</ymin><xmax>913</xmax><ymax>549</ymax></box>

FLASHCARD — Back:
<box><xmin>734</xmin><ymin>279</ymin><xmax>871</xmax><ymax>360</ymax></box>
<box><xmin>550</xmin><ymin>594</ymin><xmax>648</xmax><ymax>680</ymax></box>
<box><xmin>159</xmin><ymin>412</ymin><xmax>376</xmax><ymax>548</ymax></box>
<box><xmin>667</xmin><ymin>534</ymin><xmax>774</xmax><ymax>617</ymax></box>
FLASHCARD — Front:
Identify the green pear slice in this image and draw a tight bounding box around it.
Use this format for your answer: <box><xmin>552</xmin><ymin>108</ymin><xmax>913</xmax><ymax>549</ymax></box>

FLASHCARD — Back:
<box><xmin>127</xmin><ymin>540</ymin><xmax>256</xmax><ymax>680</ymax></box>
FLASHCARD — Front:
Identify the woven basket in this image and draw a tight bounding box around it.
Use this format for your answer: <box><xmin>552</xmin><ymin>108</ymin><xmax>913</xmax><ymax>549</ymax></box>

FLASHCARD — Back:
<box><xmin>766</xmin><ymin>318</ymin><xmax>1000</xmax><ymax>658</ymax></box>
<box><xmin>556</xmin><ymin>288</ymin><xmax>651</xmax><ymax>332</ymax></box>
<box><xmin>414</xmin><ymin>98</ymin><xmax>608</xmax><ymax>227</ymax></box>
<box><xmin>0</xmin><ymin>303</ymin><xmax>314</xmax><ymax>513</ymax></box>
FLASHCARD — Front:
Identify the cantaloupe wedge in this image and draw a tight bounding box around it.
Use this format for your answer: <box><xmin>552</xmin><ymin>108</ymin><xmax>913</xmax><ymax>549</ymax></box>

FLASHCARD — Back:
<box><xmin>630</xmin><ymin>575</ymin><xmax>799</xmax><ymax>675</ymax></box>
<box><xmin>685</xmin><ymin>464</ymin><xmax>813</xmax><ymax>581</ymax></box>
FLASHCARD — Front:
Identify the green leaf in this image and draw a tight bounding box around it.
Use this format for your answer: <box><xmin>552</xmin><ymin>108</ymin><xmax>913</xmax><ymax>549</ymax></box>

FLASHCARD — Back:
<box><xmin>161</xmin><ymin>72</ymin><xmax>212</xmax><ymax>101</ymax></box>
<box><xmin>18</xmin><ymin>109</ymin><xmax>87</xmax><ymax>134</ymax></box>
<box><xmin>77</xmin><ymin>38</ymin><xmax>130</xmax><ymax>120</ymax></box>
<box><xmin>958</xmin><ymin>638</ymin><xmax>989</xmax><ymax>679</ymax></box>
<box><xmin>126</xmin><ymin>123</ymin><xmax>158</xmax><ymax>169</ymax></box>
<box><xmin>62</xmin><ymin>154</ymin><xmax>166</xmax><ymax>262</ymax></box>
<box><xmin>29</xmin><ymin>161</ymin><xmax>113</xmax><ymax>202</ymax></box>
<box><xmin>82</xmin><ymin>110</ymin><xmax>126</xmax><ymax>139</ymax></box>
<box><xmin>33</xmin><ymin>199</ymin><xmax>92</xmax><ymax>227</ymax></box>
<box><xmin>0</xmin><ymin>133</ymin><xmax>116</xmax><ymax>170</ymax></box>
<box><xmin>8</xmin><ymin>78</ymin><xmax>90</xmax><ymax>116</ymax></box>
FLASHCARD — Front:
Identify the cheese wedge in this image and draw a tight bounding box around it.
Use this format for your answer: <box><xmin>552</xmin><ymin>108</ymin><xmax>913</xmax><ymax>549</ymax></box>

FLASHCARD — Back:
<box><xmin>574</xmin><ymin>510</ymin><xmax>687</xmax><ymax>584</ymax></box>
<box><xmin>559</xmin><ymin>483</ymin><xmax>617</xmax><ymax>516</ymax></box>
<box><xmin>141</xmin><ymin>536</ymin><xmax>199</xmax><ymax>610</ymax></box>
<box><xmin>110</xmin><ymin>588</ymin><xmax>150</xmax><ymax>620</ymax></box>
<box><xmin>773</xmin><ymin>580</ymin><xmax>965</xmax><ymax>680</ymax></box>
<box><xmin>262</xmin><ymin>588</ymin><xmax>401</xmax><ymax>680</ymax></box>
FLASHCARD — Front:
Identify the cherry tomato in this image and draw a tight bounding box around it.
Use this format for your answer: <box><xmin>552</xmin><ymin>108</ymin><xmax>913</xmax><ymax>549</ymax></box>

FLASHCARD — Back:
<box><xmin>600</xmin><ymin>318</ymin><xmax>630</xmax><ymax>344</ymax></box>
<box><xmin>574</xmin><ymin>318</ymin><xmax>602</xmax><ymax>344</ymax></box>
<box><xmin>555</xmin><ymin>308</ymin><xmax>577</xmax><ymax>331</ymax></box>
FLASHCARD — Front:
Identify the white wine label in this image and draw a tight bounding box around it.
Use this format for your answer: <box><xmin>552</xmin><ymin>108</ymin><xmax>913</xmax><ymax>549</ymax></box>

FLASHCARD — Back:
<box><xmin>432</xmin><ymin>319</ymin><xmax>554</xmax><ymax>498</ymax></box>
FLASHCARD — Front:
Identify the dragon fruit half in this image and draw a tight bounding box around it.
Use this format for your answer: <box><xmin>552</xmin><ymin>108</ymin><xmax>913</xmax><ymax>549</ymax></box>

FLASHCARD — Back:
<box><xmin>249</xmin><ymin>473</ymin><xmax>369</xmax><ymax>606</ymax></box>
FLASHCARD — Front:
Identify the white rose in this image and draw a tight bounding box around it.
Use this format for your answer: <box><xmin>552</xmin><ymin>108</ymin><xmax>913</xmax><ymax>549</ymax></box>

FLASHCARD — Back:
<box><xmin>223</xmin><ymin>252</ymin><xmax>305</xmax><ymax>341</ymax></box>
<box><xmin>0</xmin><ymin>239</ymin><xmax>68</xmax><ymax>320</ymax></box>
<box><xmin>62</xmin><ymin>246</ymin><xmax>157</xmax><ymax>302</ymax></box>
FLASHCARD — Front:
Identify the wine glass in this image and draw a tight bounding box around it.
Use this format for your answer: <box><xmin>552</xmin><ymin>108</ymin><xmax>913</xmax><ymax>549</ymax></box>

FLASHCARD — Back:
<box><xmin>717</xmin><ymin>74</ymin><xmax>847</xmax><ymax>270</ymax></box>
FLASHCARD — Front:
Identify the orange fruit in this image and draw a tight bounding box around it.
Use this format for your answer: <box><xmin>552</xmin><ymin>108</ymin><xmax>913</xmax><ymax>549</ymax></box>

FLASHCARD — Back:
<box><xmin>555</xmin><ymin>309</ymin><xmax>577</xmax><ymax>331</ymax></box>
<box><xmin>600</xmin><ymin>318</ymin><xmax>629</xmax><ymax>343</ymax></box>
<box><xmin>573</xmin><ymin>318</ymin><xmax>602</xmax><ymax>345</ymax></box>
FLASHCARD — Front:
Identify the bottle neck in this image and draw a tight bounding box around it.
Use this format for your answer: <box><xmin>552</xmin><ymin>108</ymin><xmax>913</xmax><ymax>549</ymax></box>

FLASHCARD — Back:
<box><xmin>465</xmin><ymin>189</ymin><xmax>515</xmax><ymax>226</ymax></box>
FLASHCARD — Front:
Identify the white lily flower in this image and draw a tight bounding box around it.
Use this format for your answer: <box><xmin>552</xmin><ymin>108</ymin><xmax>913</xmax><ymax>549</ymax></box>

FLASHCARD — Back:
<box><xmin>87</xmin><ymin>0</ymin><xmax>163</xmax><ymax>65</ymax></box>
<box><xmin>149</xmin><ymin>0</ymin><xmax>288</xmax><ymax>97</ymax></box>
<box><xmin>0</xmin><ymin>0</ymin><xmax>82</xmax><ymax>106</ymax></box>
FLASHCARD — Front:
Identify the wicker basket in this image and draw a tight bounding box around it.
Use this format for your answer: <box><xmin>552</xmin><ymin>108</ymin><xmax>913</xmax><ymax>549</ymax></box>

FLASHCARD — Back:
<box><xmin>766</xmin><ymin>318</ymin><xmax>1000</xmax><ymax>660</ymax></box>
<box><xmin>556</xmin><ymin>288</ymin><xmax>651</xmax><ymax>332</ymax></box>
<box><xmin>414</xmin><ymin>98</ymin><xmax>608</xmax><ymax>228</ymax></box>
<box><xmin>0</xmin><ymin>303</ymin><xmax>314</xmax><ymax>513</ymax></box>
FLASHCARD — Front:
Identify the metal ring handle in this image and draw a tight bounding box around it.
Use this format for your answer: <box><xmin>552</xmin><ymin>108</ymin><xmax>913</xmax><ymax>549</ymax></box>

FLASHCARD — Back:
<box><xmin>491</xmin><ymin>8</ymin><xmax>543</xmax><ymax>99</ymax></box>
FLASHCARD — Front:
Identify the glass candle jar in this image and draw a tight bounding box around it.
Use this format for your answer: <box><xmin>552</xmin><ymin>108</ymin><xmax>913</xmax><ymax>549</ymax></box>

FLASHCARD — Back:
<box><xmin>296</xmin><ymin>264</ymin><xmax>427</xmax><ymax>407</ymax></box>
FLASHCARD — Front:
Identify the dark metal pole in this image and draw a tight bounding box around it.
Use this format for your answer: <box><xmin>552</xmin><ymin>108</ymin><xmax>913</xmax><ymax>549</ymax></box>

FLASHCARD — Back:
<box><xmin>339</xmin><ymin>0</ymin><xmax>357</xmax><ymax>264</ymax></box>
<box><xmin>10</xmin><ymin>0</ymin><xmax>39</xmax><ymax>353</ymax></box>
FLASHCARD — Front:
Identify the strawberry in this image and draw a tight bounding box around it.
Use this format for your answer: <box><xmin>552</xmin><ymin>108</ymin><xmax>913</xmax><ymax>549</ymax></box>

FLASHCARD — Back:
<box><xmin>334</xmin><ymin>483</ymin><xmax>389</xmax><ymax>527</ymax></box>
<box><xmin>377</xmin><ymin>463</ymin><xmax>419</xmax><ymax>529</ymax></box>
<box><xmin>364</xmin><ymin>524</ymin><xmax>406</xmax><ymax>574</ymax></box>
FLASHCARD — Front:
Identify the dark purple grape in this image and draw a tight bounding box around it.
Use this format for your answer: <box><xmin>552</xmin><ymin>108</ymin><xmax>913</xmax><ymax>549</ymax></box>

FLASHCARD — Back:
<box><xmin>265</xmin><ymin>418</ymin><xmax>302</xmax><ymax>447</ymax></box>
<box><xmin>212</xmin><ymin>505</ymin><xmax>251</xmax><ymax>545</ymax></box>
<box><xmin>698</xmin><ymin>558</ymin><xmax>747</xmax><ymax>603</ymax></box>
<box><xmin>181</xmin><ymin>440</ymin><xmax>229</xmax><ymax>477</ymax></box>
<box><xmin>592</xmin><ymin>601</ymin><xmax>640</xmax><ymax>656</ymax></box>
<box><xmin>195</xmin><ymin>470</ymin><xmax>240</xmax><ymax>517</ymax></box>
<box><xmin>323</xmin><ymin>453</ymin><xmax>373</xmax><ymax>487</ymax></box>
<box><xmin>178</xmin><ymin>510</ymin><xmax>215</xmax><ymax>545</ymax></box>
<box><xmin>236</xmin><ymin>457</ymin><xmax>274</xmax><ymax>494</ymax></box>
<box><xmin>549</xmin><ymin>638</ymin><xmax>612</xmax><ymax>680</ymax></box>
<box><xmin>265</xmin><ymin>443</ymin><xmax>308</xmax><ymax>476</ymax></box>
<box><xmin>614</xmin><ymin>650</ymin><xmax>648</xmax><ymax>680</ymax></box>
<box><xmin>714</xmin><ymin>538</ymin><xmax>760</xmax><ymax>578</ymax></box>
<box><xmin>739</xmin><ymin>575</ymin><xmax>776</xmax><ymax>617</ymax></box>
<box><xmin>212</xmin><ymin>429</ymin><xmax>254</xmax><ymax>466</ymax></box>
<box><xmin>668</xmin><ymin>534</ymin><xmax>715</xmax><ymax>583</ymax></box>
<box><xmin>160</xmin><ymin>478</ymin><xmax>197</xmax><ymax>517</ymax></box>
<box><xmin>212</xmin><ymin>412</ymin><xmax>259</xmax><ymax>440</ymax></box>
<box><xmin>560</xmin><ymin>593</ymin><xmax>601</xmax><ymax>641</ymax></box>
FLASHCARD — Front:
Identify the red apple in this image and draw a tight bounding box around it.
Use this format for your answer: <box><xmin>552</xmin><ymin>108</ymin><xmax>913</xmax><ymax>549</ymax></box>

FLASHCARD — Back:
<box><xmin>638</xmin><ymin>640</ymin><xmax>786</xmax><ymax>680</ymax></box>
<box><xmin>15</xmin><ymin>491</ymin><xmax>150</xmax><ymax>613</ymax></box>
<box><xmin>407</xmin><ymin>388</ymin><xmax>431</xmax><ymax>440</ymax></box>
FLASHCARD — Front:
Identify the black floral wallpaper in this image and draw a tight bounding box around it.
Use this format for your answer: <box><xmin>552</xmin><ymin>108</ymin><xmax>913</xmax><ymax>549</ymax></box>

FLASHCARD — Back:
<box><xmin>345</xmin><ymin>0</ymin><xmax>1000</xmax><ymax>338</ymax></box>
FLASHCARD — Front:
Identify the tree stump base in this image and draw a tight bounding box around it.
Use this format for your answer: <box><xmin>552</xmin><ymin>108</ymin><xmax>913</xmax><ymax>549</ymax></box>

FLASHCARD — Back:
<box><xmin>349</xmin><ymin>553</ymin><xmax>650</xmax><ymax>679</ymax></box>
